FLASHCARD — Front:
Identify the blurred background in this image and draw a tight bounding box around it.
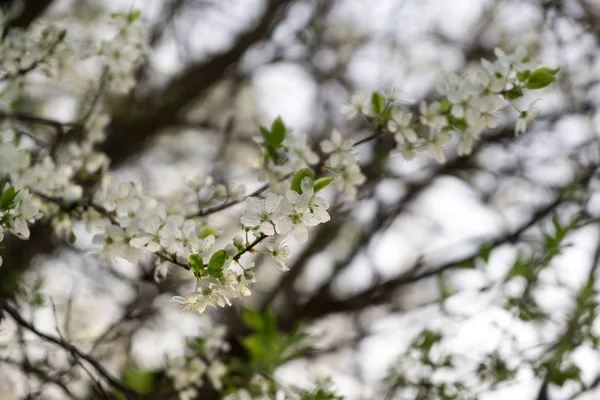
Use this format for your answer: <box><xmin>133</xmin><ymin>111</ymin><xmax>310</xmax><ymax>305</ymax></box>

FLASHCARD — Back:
<box><xmin>1</xmin><ymin>0</ymin><xmax>600</xmax><ymax>399</ymax></box>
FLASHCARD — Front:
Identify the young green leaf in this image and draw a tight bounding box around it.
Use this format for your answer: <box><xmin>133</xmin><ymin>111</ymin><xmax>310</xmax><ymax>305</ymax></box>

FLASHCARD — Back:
<box><xmin>440</xmin><ymin>98</ymin><xmax>452</xmax><ymax>113</ymax></box>
<box><xmin>270</xmin><ymin>116</ymin><xmax>287</xmax><ymax>147</ymax></box>
<box><xmin>127</xmin><ymin>10</ymin><xmax>142</xmax><ymax>23</ymax></box>
<box><xmin>371</xmin><ymin>92</ymin><xmax>384</xmax><ymax>115</ymax></box>
<box><xmin>504</xmin><ymin>87</ymin><xmax>523</xmax><ymax>100</ymax></box>
<box><xmin>525</xmin><ymin>67</ymin><xmax>558</xmax><ymax>89</ymax></box>
<box><xmin>290</xmin><ymin>168</ymin><xmax>315</xmax><ymax>194</ymax></box>
<box><xmin>207</xmin><ymin>250</ymin><xmax>226</xmax><ymax>278</ymax></box>
<box><xmin>314</xmin><ymin>177</ymin><xmax>334</xmax><ymax>193</ymax></box>
<box><xmin>188</xmin><ymin>254</ymin><xmax>204</xmax><ymax>276</ymax></box>
<box><xmin>242</xmin><ymin>307</ymin><xmax>265</xmax><ymax>332</ymax></box>
<box><xmin>0</xmin><ymin>187</ymin><xmax>17</xmax><ymax>211</ymax></box>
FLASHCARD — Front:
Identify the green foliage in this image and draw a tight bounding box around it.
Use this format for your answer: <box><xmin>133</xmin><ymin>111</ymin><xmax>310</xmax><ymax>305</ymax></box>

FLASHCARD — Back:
<box><xmin>291</xmin><ymin>168</ymin><xmax>315</xmax><ymax>194</ymax></box>
<box><xmin>479</xmin><ymin>242</ymin><xmax>493</xmax><ymax>263</ymax></box>
<box><xmin>413</xmin><ymin>329</ymin><xmax>443</xmax><ymax>361</ymax></box>
<box><xmin>298</xmin><ymin>379</ymin><xmax>344</xmax><ymax>400</ymax></box>
<box><xmin>477</xmin><ymin>352</ymin><xmax>517</xmax><ymax>387</ymax></box>
<box><xmin>371</xmin><ymin>92</ymin><xmax>384</xmax><ymax>115</ymax></box>
<box><xmin>123</xmin><ymin>368</ymin><xmax>154</xmax><ymax>395</ymax></box>
<box><xmin>207</xmin><ymin>250</ymin><xmax>226</xmax><ymax>278</ymax></box>
<box><xmin>525</xmin><ymin>67</ymin><xmax>559</xmax><ymax>89</ymax></box>
<box><xmin>447</xmin><ymin>114</ymin><xmax>467</xmax><ymax>131</ymax></box>
<box><xmin>516</xmin><ymin>70</ymin><xmax>530</xmax><ymax>82</ymax></box>
<box><xmin>504</xmin><ymin>87</ymin><xmax>523</xmax><ymax>100</ymax></box>
<box><xmin>239</xmin><ymin>307</ymin><xmax>308</xmax><ymax>375</ymax></box>
<box><xmin>15</xmin><ymin>275</ymin><xmax>45</xmax><ymax>308</ymax></box>
<box><xmin>68</xmin><ymin>230</ymin><xmax>77</xmax><ymax>244</ymax></box>
<box><xmin>0</xmin><ymin>186</ymin><xmax>17</xmax><ymax>211</ymax></box>
<box><xmin>188</xmin><ymin>253</ymin><xmax>204</xmax><ymax>276</ymax></box>
<box><xmin>260</xmin><ymin>116</ymin><xmax>288</xmax><ymax>160</ymax></box>
<box><xmin>440</xmin><ymin>98</ymin><xmax>452</xmax><ymax>113</ymax></box>
<box><xmin>313</xmin><ymin>177</ymin><xmax>334</xmax><ymax>193</ymax></box>
<box><xmin>127</xmin><ymin>10</ymin><xmax>142</xmax><ymax>23</ymax></box>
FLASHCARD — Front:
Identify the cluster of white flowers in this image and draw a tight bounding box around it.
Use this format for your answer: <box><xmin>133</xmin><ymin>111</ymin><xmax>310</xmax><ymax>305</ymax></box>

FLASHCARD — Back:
<box><xmin>340</xmin><ymin>46</ymin><xmax>555</xmax><ymax>161</ymax></box>
<box><xmin>0</xmin><ymin>185</ymin><xmax>41</xmax><ymax>247</ymax></box>
<box><xmin>0</xmin><ymin>6</ymin><xmax>555</xmax><ymax>327</ymax></box>
<box><xmin>166</xmin><ymin>327</ymin><xmax>229</xmax><ymax>400</ymax></box>
<box><xmin>0</xmin><ymin>21</ymin><xmax>67</xmax><ymax>82</ymax></box>
<box><xmin>256</xmin><ymin>129</ymin><xmax>319</xmax><ymax>186</ymax></box>
<box><xmin>242</xmin><ymin>178</ymin><xmax>330</xmax><ymax>244</ymax></box>
<box><xmin>185</xmin><ymin>175</ymin><xmax>245</xmax><ymax>215</ymax></box>
<box><xmin>320</xmin><ymin>129</ymin><xmax>366</xmax><ymax>199</ymax></box>
<box><xmin>98</xmin><ymin>11</ymin><xmax>148</xmax><ymax>93</ymax></box>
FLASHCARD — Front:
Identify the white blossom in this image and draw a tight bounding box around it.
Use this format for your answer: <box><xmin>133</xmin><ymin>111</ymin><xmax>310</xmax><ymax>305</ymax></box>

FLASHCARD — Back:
<box><xmin>334</xmin><ymin>163</ymin><xmax>366</xmax><ymax>200</ymax></box>
<box><xmin>320</xmin><ymin>129</ymin><xmax>355</xmax><ymax>167</ymax></box>
<box><xmin>515</xmin><ymin>101</ymin><xmax>540</xmax><ymax>136</ymax></box>
<box><xmin>273</xmin><ymin>190</ymin><xmax>317</xmax><ymax>243</ymax></box>
<box><xmin>285</xmin><ymin>132</ymin><xmax>319</xmax><ymax>167</ymax></box>
<box><xmin>265</xmin><ymin>236</ymin><xmax>293</xmax><ymax>271</ymax></box>
<box><xmin>339</xmin><ymin>92</ymin><xmax>369</xmax><ymax>119</ymax></box>
<box><xmin>241</xmin><ymin>193</ymin><xmax>282</xmax><ymax>236</ymax></box>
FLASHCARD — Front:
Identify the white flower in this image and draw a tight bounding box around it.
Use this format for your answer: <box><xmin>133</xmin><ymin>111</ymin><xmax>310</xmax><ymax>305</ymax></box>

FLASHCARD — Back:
<box><xmin>129</xmin><ymin>215</ymin><xmax>164</xmax><ymax>252</ymax></box>
<box><xmin>301</xmin><ymin>178</ymin><xmax>330</xmax><ymax>224</ymax></box>
<box><xmin>494</xmin><ymin>45</ymin><xmax>537</xmax><ymax>73</ymax></box>
<box><xmin>172</xmin><ymin>291</ymin><xmax>214</xmax><ymax>314</ymax></box>
<box><xmin>286</xmin><ymin>132</ymin><xmax>319</xmax><ymax>167</ymax></box>
<box><xmin>92</xmin><ymin>225</ymin><xmax>139</xmax><ymax>264</ymax></box>
<box><xmin>265</xmin><ymin>236</ymin><xmax>292</xmax><ymax>271</ymax></box>
<box><xmin>515</xmin><ymin>101</ymin><xmax>540</xmax><ymax>136</ymax></box>
<box><xmin>320</xmin><ymin>129</ymin><xmax>355</xmax><ymax>168</ymax></box>
<box><xmin>419</xmin><ymin>101</ymin><xmax>447</xmax><ymax>130</ymax></box>
<box><xmin>396</xmin><ymin>141</ymin><xmax>419</xmax><ymax>161</ymax></box>
<box><xmin>426</xmin><ymin>131</ymin><xmax>452</xmax><ymax>163</ymax></box>
<box><xmin>154</xmin><ymin>261</ymin><xmax>171</xmax><ymax>282</ymax></box>
<box><xmin>238</xmin><ymin>266</ymin><xmax>256</xmax><ymax>296</ymax></box>
<box><xmin>389</xmin><ymin>111</ymin><xmax>417</xmax><ymax>142</ymax></box>
<box><xmin>10</xmin><ymin>189</ymin><xmax>40</xmax><ymax>239</ymax></box>
<box><xmin>335</xmin><ymin>163</ymin><xmax>366</xmax><ymax>199</ymax></box>
<box><xmin>273</xmin><ymin>190</ymin><xmax>316</xmax><ymax>243</ymax></box>
<box><xmin>339</xmin><ymin>93</ymin><xmax>369</xmax><ymax>119</ymax></box>
<box><xmin>207</xmin><ymin>361</ymin><xmax>227</xmax><ymax>390</ymax></box>
<box><xmin>166</xmin><ymin>357</ymin><xmax>207</xmax><ymax>393</ymax></box>
<box><xmin>240</xmin><ymin>193</ymin><xmax>282</xmax><ymax>236</ymax></box>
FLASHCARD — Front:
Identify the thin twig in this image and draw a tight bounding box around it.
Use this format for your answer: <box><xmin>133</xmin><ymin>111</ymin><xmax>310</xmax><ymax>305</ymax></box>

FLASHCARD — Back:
<box><xmin>3</xmin><ymin>303</ymin><xmax>138</xmax><ymax>399</ymax></box>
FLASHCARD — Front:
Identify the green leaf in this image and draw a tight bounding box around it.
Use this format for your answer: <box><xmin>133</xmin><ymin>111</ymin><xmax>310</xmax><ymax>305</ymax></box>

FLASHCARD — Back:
<box><xmin>505</xmin><ymin>253</ymin><xmax>532</xmax><ymax>281</ymax></box>
<box><xmin>68</xmin><ymin>231</ymin><xmax>77</xmax><ymax>244</ymax></box>
<box><xmin>0</xmin><ymin>186</ymin><xmax>17</xmax><ymax>211</ymax></box>
<box><xmin>188</xmin><ymin>254</ymin><xmax>204</xmax><ymax>276</ymax></box>
<box><xmin>314</xmin><ymin>177</ymin><xmax>334</xmax><ymax>193</ymax></box>
<box><xmin>123</xmin><ymin>369</ymin><xmax>154</xmax><ymax>395</ymax></box>
<box><xmin>415</xmin><ymin>329</ymin><xmax>442</xmax><ymax>354</ymax></box>
<box><xmin>456</xmin><ymin>259</ymin><xmax>476</xmax><ymax>269</ymax></box>
<box><xmin>525</xmin><ymin>67</ymin><xmax>558</xmax><ymax>90</ymax></box>
<box><xmin>259</xmin><ymin>126</ymin><xmax>271</xmax><ymax>142</ymax></box>
<box><xmin>504</xmin><ymin>87</ymin><xmax>523</xmax><ymax>100</ymax></box>
<box><xmin>291</xmin><ymin>168</ymin><xmax>315</xmax><ymax>194</ymax></box>
<box><xmin>371</xmin><ymin>92</ymin><xmax>384</xmax><ymax>115</ymax></box>
<box><xmin>479</xmin><ymin>243</ymin><xmax>493</xmax><ymax>263</ymax></box>
<box><xmin>207</xmin><ymin>250</ymin><xmax>226</xmax><ymax>278</ymax></box>
<box><xmin>127</xmin><ymin>10</ymin><xmax>141</xmax><ymax>22</ymax></box>
<box><xmin>516</xmin><ymin>70</ymin><xmax>530</xmax><ymax>82</ymax></box>
<box><xmin>270</xmin><ymin>116</ymin><xmax>287</xmax><ymax>147</ymax></box>
<box><xmin>57</xmin><ymin>29</ymin><xmax>67</xmax><ymax>42</ymax></box>
<box><xmin>448</xmin><ymin>115</ymin><xmax>467</xmax><ymax>131</ymax></box>
<box><xmin>242</xmin><ymin>307</ymin><xmax>265</xmax><ymax>332</ymax></box>
<box><xmin>440</xmin><ymin>98</ymin><xmax>452</xmax><ymax>113</ymax></box>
